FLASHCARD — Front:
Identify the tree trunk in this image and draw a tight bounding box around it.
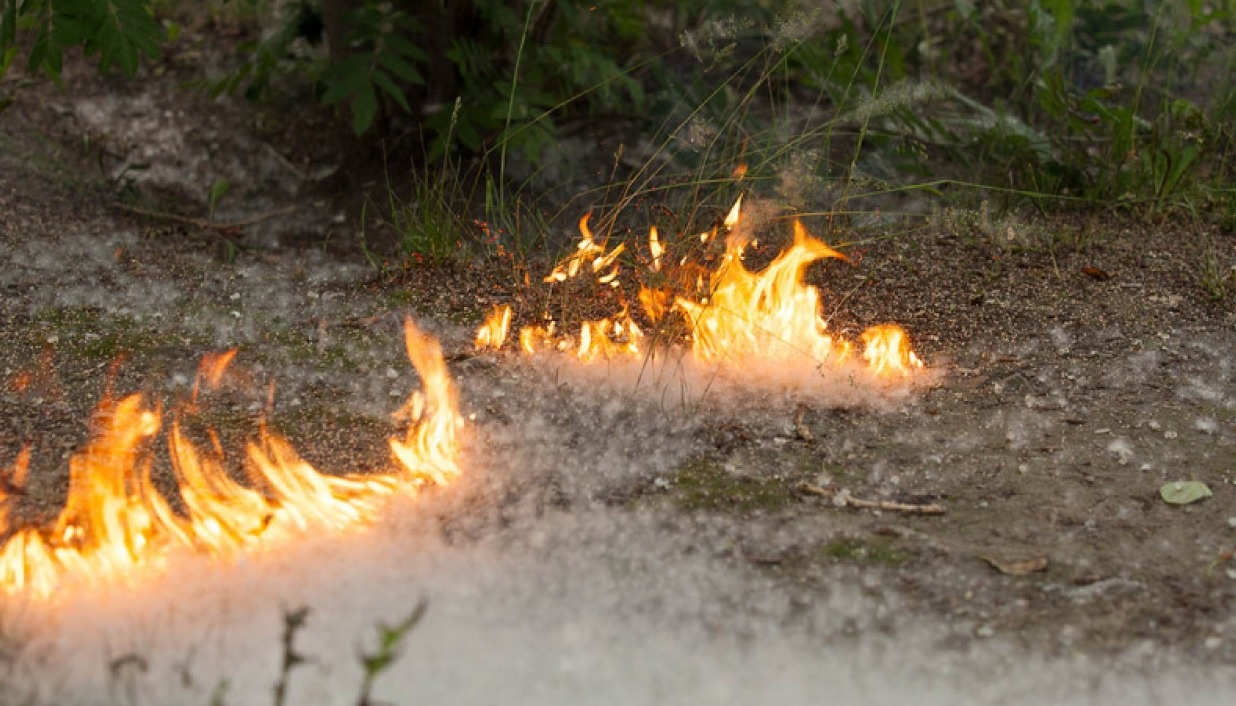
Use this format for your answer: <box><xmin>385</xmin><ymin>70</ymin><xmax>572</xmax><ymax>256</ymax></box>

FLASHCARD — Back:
<box><xmin>320</xmin><ymin>0</ymin><xmax>356</xmax><ymax>65</ymax></box>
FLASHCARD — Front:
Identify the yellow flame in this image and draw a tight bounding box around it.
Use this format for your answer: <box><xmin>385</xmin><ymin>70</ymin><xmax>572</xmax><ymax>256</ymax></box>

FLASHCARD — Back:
<box><xmin>724</xmin><ymin>194</ymin><xmax>743</xmax><ymax>229</ymax></box>
<box><xmin>648</xmin><ymin>226</ymin><xmax>664</xmax><ymax>272</ymax></box>
<box><xmin>674</xmin><ymin>218</ymin><xmax>850</xmax><ymax>364</ymax></box>
<box><xmin>576</xmin><ymin>307</ymin><xmax>643</xmax><ymax>362</ymax></box>
<box><xmin>0</xmin><ymin>319</ymin><xmax>463</xmax><ymax>597</ymax></box>
<box><xmin>860</xmin><ymin>324</ymin><xmax>923</xmax><ymax>376</ymax></box>
<box><xmin>475</xmin><ymin>304</ymin><xmax>512</xmax><ymax>351</ymax></box>
<box><xmin>544</xmin><ymin>213</ymin><xmax>624</xmax><ymax>287</ymax></box>
<box><xmin>507</xmin><ymin>195</ymin><xmax>924</xmax><ymax>378</ymax></box>
<box><xmin>389</xmin><ymin>317</ymin><xmax>463</xmax><ymax>488</ymax></box>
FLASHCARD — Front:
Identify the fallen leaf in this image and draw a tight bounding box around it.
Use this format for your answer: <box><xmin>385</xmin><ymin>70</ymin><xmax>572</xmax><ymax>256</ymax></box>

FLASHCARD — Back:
<box><xmin>982</xmin><ymin>554</ymin><xmax>1049</xmax><ymax>576</ymax></box>
<box><xmin>1081</xmin><ymin>266</ymin><xmax>1112</xmax><ymax>281</ymax></box>
<box><xmin>1159</xmin><ymin>480</ymin><xmax>1212</xmax><ymax>505</ymax></box>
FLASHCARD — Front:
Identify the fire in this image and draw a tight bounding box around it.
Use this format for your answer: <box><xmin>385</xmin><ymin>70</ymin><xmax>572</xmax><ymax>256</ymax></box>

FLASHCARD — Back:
<box><xmin>477</xmin><ymin>195</ymin><xmax>924</xmax><ymax>379</ymax></box>
<box><xmin>475</xmin><ymin>304</ymin><xmax>512</xmax><ymax>351</ymax></box>
<box><xmin>671</xmin><ymin>213</ymin><xmax>922</xmax><ymax>376</ymax></box>
<box><xmin>477</xmin><ymin>214</ymin><xmax>645</xmax><ymax>361</ymax></box>
<box><xmin>544</xmin><ymin>213</ymin><xmax>624</xmax><ymax>286</ymax></box>
<box><xmin>0</xmin><ymin>318</ymin><xmax>462</xmax><ymax>597</ymax></box>
<box><xmin>648</xmin><ymin>226</ymin><xmax>665</xmax><ymax>272</ymax></box>
<box><xmin>861</xmin><ymin>324</ymin><xmax>923</xmax><ymax>376</ymax></box>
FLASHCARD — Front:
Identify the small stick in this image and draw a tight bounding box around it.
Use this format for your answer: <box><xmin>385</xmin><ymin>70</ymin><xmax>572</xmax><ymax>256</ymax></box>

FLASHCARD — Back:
<box><xmin>793</xmin><ymin>404</ymin><xmax>814</xmax><ymax>443</ymax></box>
<box><xmin>797</xmin><ymin>482</ymin><xmax>946</xmax><ymax>516</ymax></box>
<box><xmin>113</xmin><ymin>202</ymin><xmax>297</xmax><ymax>230</ymax></box>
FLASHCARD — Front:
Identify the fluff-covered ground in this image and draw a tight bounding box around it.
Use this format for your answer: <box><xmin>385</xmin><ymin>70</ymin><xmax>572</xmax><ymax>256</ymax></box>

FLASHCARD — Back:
<box><xmin>1</xmin><ymin>66</ymin><xmax>1235</xmax><ymax>705</ymax></box>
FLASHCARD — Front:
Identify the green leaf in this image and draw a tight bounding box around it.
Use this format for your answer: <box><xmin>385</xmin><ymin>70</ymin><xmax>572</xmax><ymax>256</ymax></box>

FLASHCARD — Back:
<box><xmin>385</xmin><ymin>33</ymin><xmax>428</xmax><ymax>63</ymax></box>
<box><xmin>376</xmin><ymin>49</ymin><xmax>422</xmax><ymax>85</ymax></box>
<box><xmin>350</xmin><ymin>82</ymin><xmax>377</xmax><ymax>135</ymax></box>
<box><xmin>371</xmin><ymin>68</ymin><xmax>410</xmax><ymax>112</ymax></box>
<box><xmin>208</xmin><ymin>178</ymin><xmax>231</xmax><ymax>218</ymax></box>
<box><xmin>1159</xmin><ymin>480</ymin><xmax>1212</xmax><ymax>505</ymax></box>
<box><xmin>0</xmin><ymin>0</ymin><xmax>16</xmax><ymax>49</ymax></box>
<box><xmin>321</xmin><ymin>55</ymin><xmax>370</xmax><ymax>105</ymax></box>
<box><xmin>80</xmin><ymin>0</ymin><xmax>166</xmax><ymax>76</ymax></box>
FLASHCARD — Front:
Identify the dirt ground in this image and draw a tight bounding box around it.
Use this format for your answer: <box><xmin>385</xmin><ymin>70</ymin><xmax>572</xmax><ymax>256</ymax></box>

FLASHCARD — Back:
<box><xmin>2</xmin><ymin>58</ymin><xmax>1236</xmax><ymax>700</ymax></box>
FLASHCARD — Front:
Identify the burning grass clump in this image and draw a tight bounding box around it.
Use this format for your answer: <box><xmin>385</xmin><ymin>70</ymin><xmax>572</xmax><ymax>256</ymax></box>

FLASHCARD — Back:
<box><xmin>0</xmin><ymin>318</ymin><xmax>463</xmax><ymax>598</ymax></box>
<box><xmin>472</xmin><ymin>195</ymin><xmax>933</xmax><ymax>409</ymax></box>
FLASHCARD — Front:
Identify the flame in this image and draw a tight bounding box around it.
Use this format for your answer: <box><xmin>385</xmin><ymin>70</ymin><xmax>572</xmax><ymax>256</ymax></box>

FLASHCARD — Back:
<box><xmin>673</xmin><ymin>218</ymin><xmax>851</xmax><ymax>364</ymax></box>
<box><xmin>544</xmin><ymin>213</ymin><xmax>624</xmax><ymax>287</ymax></box>
<box><xmin>516</xmin><ymin>310</ymin><xmax>643</xmax><ymax>362</ymax></box>
<box><xmin>0</xmin><ymin>318</ymin><xmax>462</xmax><ymax>597</ymax></box>
<box><xmin>648</xmin><ymin>226</ymin><xmax>664</xmax><ymax>272</ymax></box>
<box><xmin>504</xmin><ymin>194</ymin><xmax>923</xmax><ymax>379</ymax></box>
<box><xmin>671</xmin><ymin>215</ymin><xmax>921</xmax><ymax>376</ymax></box>
<box><xmin>0</xmin><ymin>448</ymin><xmax>31</xmax><ymax>528</ymax></box>
<box><xmin>576</xmin><ymin>307</ymin><xmax>643</xmax><ymax>362</ymax></box>
<box><xmin>389</xmin><ymin>318</ymin><xmax>462</xmax><ymax>488</ymax></box>
<box><xmin>860</xmin><ymin>324</ymin><xmax>923</xmax><ymax>375</ymax></box>
<box><xmin>190</xmin><ymin>349</ymin><xmax>237</xmax><ymax>406</ymax></box>
<box><xmin>475</xmin><ymin>304</ymin><xmax>512</xmax><ymax>351</ymax></box>
<box><xmin>508</xmin><ymin>213</ymin><xmax>645</xmax><ymax>361</ymax></box>
<box><xmin>724</xmin><ymin>195</ymin><xmax>743</xmax><ymax>229</ymax></box>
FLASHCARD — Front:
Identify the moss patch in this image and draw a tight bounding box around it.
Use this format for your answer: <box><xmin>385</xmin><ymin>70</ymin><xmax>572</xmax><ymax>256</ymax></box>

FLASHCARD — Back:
<box><xmin>34</xmin><ymin>306</ymin><xmax>160</xmax><ymax>361</ymax></box>
<box><xmin>821</xmin><ymin>537</ymin><xmax>911</xmax><ymax>566</ymax></box>
<box><xmin>674</xmin><ymin>457</ymin><xmax>795</xmax><ymax>513</ymax></box>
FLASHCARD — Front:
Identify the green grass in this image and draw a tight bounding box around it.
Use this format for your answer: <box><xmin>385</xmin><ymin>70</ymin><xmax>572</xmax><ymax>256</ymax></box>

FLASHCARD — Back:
<box><xmin>384</xmin><ymin>166</ymin><xmax>474</xmax><ymax>266</ymax></box>
<box><xmin>1197</xmin><ymin>248</ymin><xmax>1236</xmax><ymax>301</ymax></box>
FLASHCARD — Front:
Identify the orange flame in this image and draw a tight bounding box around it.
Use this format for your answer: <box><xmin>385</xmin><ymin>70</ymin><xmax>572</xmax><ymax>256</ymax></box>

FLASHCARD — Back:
<box><xmin>504</xmin><ymin>195</ymin><xmax>924</xmax><ymax>379</ymax></box>
<box><xmin>576</xmin><ymin>307</ymin><xmax>643</xmax><ymax>362</ymax></box>
<box><xmin>671</xmin><ymin>213</ymin><xmax>922</xmax><ymax>376</ymax></box>
<box><xmin>544</xmin><ymin>213</ymin><xmax>624</xmax><ymax>287</ymax></box>
<box><xmin>511</xmin><ymin>213</ymin><xmax>646</xmax><ymax>361</ymax></box>
<box><xmin>860</xmin><ymin>324</ymin><xmax>923</xmax><ymax>376</ymax></box>
<box><xmin>674</xmin><ymin>218</ymin><xmax>852</xmax><ymax>364</ymax></box>
<box><xmin>190</xmin><ymin>349</ymin><xmax>237</xmax><ymax>405</ymax></box>
<box><xmin>0</xmin><ymin>448</ymin><xmax>31</xmax><ymax>528</ymax></box>
<box><xmin>475</xmin><ymin>304</ymin><xmax>512</xmax><ymax>351</ymax></box>
<box><xmin>0</xmin><ymin>318</ymin><xmax>462</xmax><ymax>597</ymax></box>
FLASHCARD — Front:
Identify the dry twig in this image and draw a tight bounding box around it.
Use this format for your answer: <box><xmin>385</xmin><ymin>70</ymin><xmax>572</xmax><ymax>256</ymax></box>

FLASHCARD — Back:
<box><xmin>793</xmin><ymin>404</ymin><xmax>814</xmax><ymax>443</ymax></box>
<box><xmin>797</xmin><ymin>482</ymin><xmax>946</xmax><ymax>516</ymax></box>
<box><xmin>113</xmin><ymin>202</ymin><xmax>297</xmax><ymax>230</ymax></box>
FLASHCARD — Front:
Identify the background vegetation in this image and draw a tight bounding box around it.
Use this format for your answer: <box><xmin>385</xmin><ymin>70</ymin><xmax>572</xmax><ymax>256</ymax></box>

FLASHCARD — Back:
<box><xmin>1</xmin><ymin>0</ymin><xmax>1233</xmax><ymax>264</ymax></box>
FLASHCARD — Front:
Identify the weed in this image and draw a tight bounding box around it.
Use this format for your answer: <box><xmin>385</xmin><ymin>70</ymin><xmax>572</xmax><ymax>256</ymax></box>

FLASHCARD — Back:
<box><xmin>1198</xmin><ymin>250</ymin><xmax>1235</xmax><ymax>301</ymax></box>
<box><xmin>272</xmin><ymin>606</ymin><xmax>311</xmax><ymax>706</ymax></box>
<box><xmin>384</xmin><ymin>164</ymin><xmax>472</xmax><ymax>265</ymax></box>
<box><xmin>355</xmin><ymin>599</ymin><xmax>428</xmax><ymax>706</ymax></box>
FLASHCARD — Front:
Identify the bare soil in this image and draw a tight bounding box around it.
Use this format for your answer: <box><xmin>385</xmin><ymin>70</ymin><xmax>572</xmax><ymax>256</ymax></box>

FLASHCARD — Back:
<box><xmin>2</xmin><ymin>56</ymin><xmax>1236</xmax><ymax>684</ymax></box>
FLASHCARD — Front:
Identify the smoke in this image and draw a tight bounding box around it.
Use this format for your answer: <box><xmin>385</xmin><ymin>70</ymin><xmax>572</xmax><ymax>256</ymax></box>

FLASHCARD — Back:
<box><xmin>525</xmin><ymin>349</ymin><xmax>937</xmax><ymax>418</ymax></box>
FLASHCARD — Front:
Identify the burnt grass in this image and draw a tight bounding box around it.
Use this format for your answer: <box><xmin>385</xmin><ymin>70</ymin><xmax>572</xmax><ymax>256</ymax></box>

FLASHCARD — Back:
<box><xmin>1</xmin><ymin>58</ymin><xmax>1235</xmax><ymax>671</ymax></box>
